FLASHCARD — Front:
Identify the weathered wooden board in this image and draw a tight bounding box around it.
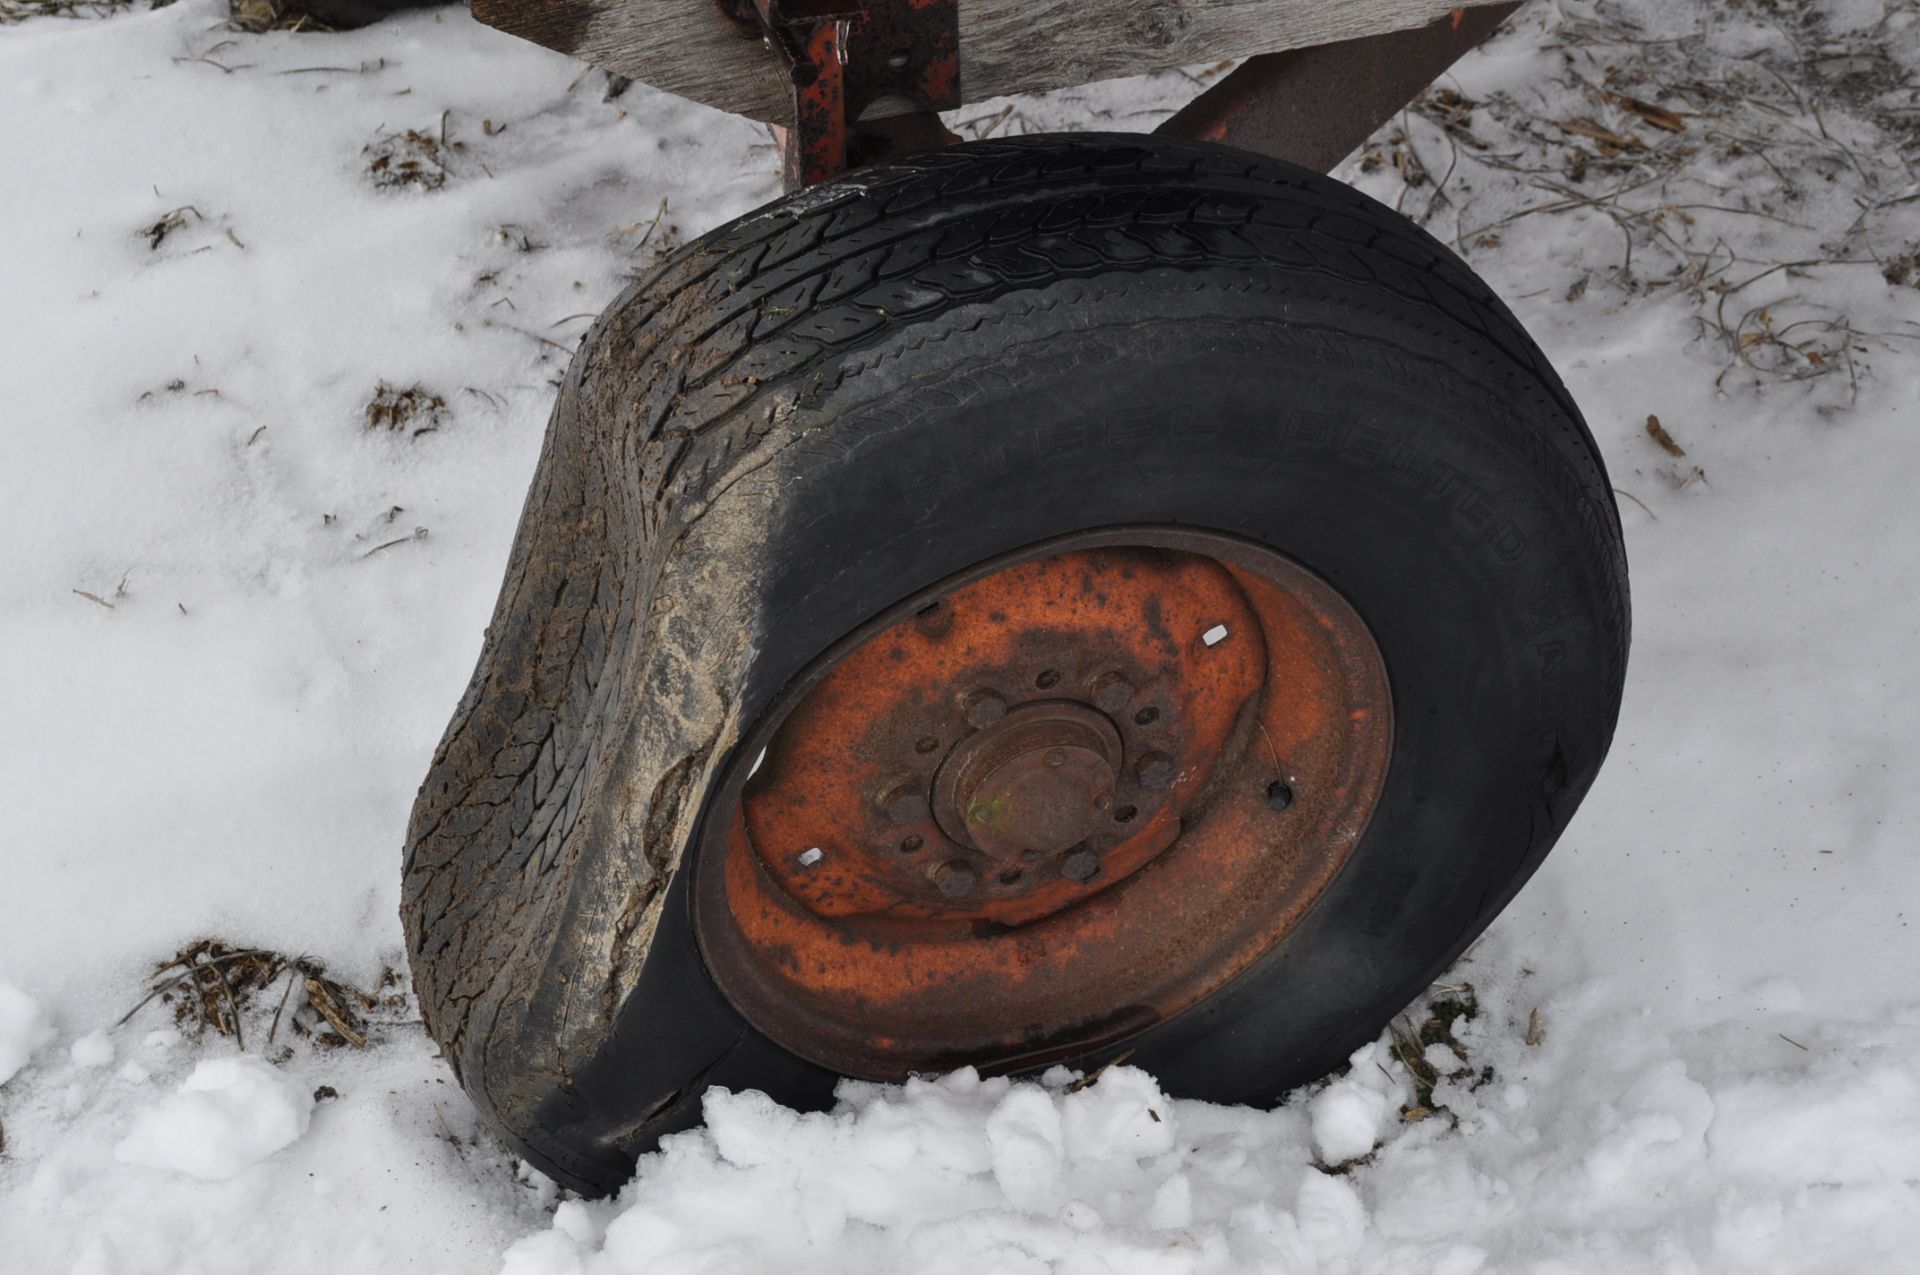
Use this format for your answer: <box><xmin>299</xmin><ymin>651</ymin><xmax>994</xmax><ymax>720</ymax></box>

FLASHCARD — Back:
<box><xmin>472</xmin><ymin>0</ymin><xmax>1516</xmax><ymax>123</ymax></box>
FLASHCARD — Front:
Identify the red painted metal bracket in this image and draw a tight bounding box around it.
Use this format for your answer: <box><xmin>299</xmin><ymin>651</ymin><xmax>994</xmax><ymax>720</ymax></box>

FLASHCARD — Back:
<box><xmin>724</xmin><ymin>0</ymin><xmax>961</xmax><ymax>189</ymax></box>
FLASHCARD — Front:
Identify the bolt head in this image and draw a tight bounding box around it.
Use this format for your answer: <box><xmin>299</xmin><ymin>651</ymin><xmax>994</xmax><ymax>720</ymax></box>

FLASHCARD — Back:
<box><xmin>1090</xmin><ymin>672</ymin><xmax>1134</xmax><ymax>714</ymax></box>
<box><xmin>963</xmin><ymin>689</ymin><xmax>1008</xmax><ymax>729</ymax></box>
<box><xmin>1136</xmin><ymin>751</ymin><xmax>1176</xmax><ymax>791</ymax></box>
<box><xmin>933</xmin><ymin>859</ymin><xmax>977</xmax><ymax>898</ymax></box>
<box><xmin>1060</xmin><ymin>848</ymin><xmax>1100</xmax><ymax>882</ymax></box>
<box><xmin>883</xmin><ymin>782</ymin><xmax>929</xmax><ymax>824</ymax></box>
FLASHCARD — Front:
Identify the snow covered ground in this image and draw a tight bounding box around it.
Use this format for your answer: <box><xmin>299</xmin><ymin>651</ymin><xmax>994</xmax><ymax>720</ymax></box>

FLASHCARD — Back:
<box><xmin>3</xmin><ymin>0</ymin><xmax>1919</xmax><ymax>1270</ymax></box>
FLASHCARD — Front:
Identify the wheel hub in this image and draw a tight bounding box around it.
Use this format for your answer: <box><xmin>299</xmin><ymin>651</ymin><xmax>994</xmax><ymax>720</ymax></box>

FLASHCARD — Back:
<box><xmin>692</xmin><ymin>527</ymin><xmax>1393</xmax><ymax>1081</ymax></box>
<box><xmin>934</xmin><ymin>701</ymin><xmax>1120</xmax><ymax>861</ymax></box>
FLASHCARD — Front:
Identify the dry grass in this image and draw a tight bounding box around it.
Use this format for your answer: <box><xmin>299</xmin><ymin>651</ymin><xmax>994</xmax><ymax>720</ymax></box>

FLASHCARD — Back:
<box><xmin>609</xmin><ymin>197</ymin><xmax>686</xmax><ymax>277</ymax></box>
<box><xmin>0</xmin><ymin>0</ymin><xmax>356</xmax><ymax>27</ymax></box>
<box><xmin>0</xmin><ymin>0</ymin><xmax>131</xmax><ymax>23</ymax></box>
<box><xmin>137</xmin><ymin>205</ymin><xmax>205</xmax><ymax>251</ymax></box>
<box><xmin>364</xmin><ymin>116</ymin><xmax>462</xmax><ymax>193</ymax></box>
<box><xmin>118</xmin><ymin>938</ymin><xmax>406</xmax><ymax>1054</ymax></box>
<box><xmin>228</xmin><ymin>0</ymin><xmax>330</xmax><ymax>33</ymax></box>
<box><xmin>1358</xmin><ymin>0</ymin><xmax>1920</xmax><ymax>402</ymax></box>
<box><xmin>1386</xmin><ymin>985</ymin><xmax>1496</xmax><ymax>1127</ymax></box>
<box><xmin>364</xmin><ymin>380</ymin><xmax>446</xmax><ymax>434</ymax></box>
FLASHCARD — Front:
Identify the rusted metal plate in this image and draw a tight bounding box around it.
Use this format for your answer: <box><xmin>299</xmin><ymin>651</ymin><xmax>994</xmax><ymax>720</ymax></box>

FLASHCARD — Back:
<box><xmin>1156</xmin><ymin>3</ymin><xmax>1523</xmax><ymax>173</ymax></box>
<box><xmin>692</xmin><ymin>527</ymin><xmax>1393</xmax><ymax>1080</ymax></box>
<box><xmin>738</xmin><ymin>549</ymin><xmax>1262</xmax><ymax>927</ymax></box>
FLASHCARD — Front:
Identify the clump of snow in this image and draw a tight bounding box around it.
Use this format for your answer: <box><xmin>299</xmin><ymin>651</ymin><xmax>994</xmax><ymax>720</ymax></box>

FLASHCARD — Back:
<box><xmin>482</xmin><ymin>976</ymin><xmax>1920</xmax><ymax>1273</ymax></box>
<box><xmin>0</xmin><ymin>982</ymin><xmax>55</xmax><ymax>1087</ymax></box>
<box><xmin>984</xmin><ymin>1081</ymin><xmax>1066</xmax><ymax>1202</ymax></box>
<box><xmin>1307</xmin><ymin>1042</ymin><xmax>1406</xmax><ymax>1165</ymax></box>
<box><xmin>500</xmin><ymin>1068</ymin><xmax>1319</xmax><ymax>1275</ymax></box>
<box><xmin>112</xmin><ymin>1054</ymin><xmax>313</xmax><ymax>1180</ymax></box>
<box><xmin>1058</xmin><ymin>1064</ymin><xmax>1177</xmax><ymax>1163</ymax></box>
<box><xmin>69</xmin><ymin>1030</ymin><xmax>114</xmax><ymax>1069</ymax></box>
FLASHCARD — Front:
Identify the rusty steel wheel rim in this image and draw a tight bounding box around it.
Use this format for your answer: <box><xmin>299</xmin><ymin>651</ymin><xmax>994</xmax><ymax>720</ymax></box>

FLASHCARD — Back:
<box><xmin>691</xmin><ymin>526</ymin><xmax>1393</xmax><ymax>1080</ymax></box>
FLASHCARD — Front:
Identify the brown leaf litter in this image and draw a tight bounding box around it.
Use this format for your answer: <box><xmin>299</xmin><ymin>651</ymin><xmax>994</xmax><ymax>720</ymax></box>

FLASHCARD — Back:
<box><xmin>118</xmin><ymin>938</ymin><xmax>401</xmax><ymax>1053</ymax></box>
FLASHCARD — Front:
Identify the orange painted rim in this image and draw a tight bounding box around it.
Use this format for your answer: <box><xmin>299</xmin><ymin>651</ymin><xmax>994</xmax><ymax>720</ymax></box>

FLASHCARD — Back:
<box><xmin>692</xmin><ymin>527</ymin><xmax>1392</xmax><ymax>1080</ymax></box>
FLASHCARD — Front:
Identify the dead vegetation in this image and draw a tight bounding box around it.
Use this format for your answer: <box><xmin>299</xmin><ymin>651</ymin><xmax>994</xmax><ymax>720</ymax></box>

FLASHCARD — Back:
<box><xmin>364</xmin><ymin>380</ymin><xmax>446</xmax><ymax>434</ymax></box>
<box><xmin>1644</xmin><ymin>412</ymin><xmax>1687</xmax><ymax>456</ymax></box>
<box><xmin>139</xmin><ymin>206</ymin><xmax>201</xmax><ymax>251</ymax></box>
<box><xmin>136</xmin><ymin>204</ymin><xmax>248</xmax><ymax>258</ymax></box>
<box><xmin>71</xmin><ymin>569</ymin><xmax>130</xmax><ymax>611</ymax></box>
<box><xmin>364</xmin><ymin>116</ymin><xmax>462</xmax><ymax>193</ymax></box>
<box><xmin>232</xmin><ymin>0</ymin><xmax>423</xmax><ymax>36</ymax></box>
<box><xmin>1358</xmin><ymin>0</ymin><xmax>1920</xmax><ymax>403</ymax></box>
<box><xmin>118</xmin><ymin>938</ymin><xmax>408</xmax><ymax>1055</ymax></box>
<box><xmin>609</xmin><ymin>197</ymin><xmax>685</xmax><ymax>277</ymax></box>
<box><xmin>1387</xmin><ymin>985</ymin><xmax>1497</xmax><ymax>1127</ymax></box>
<box><xmin>0</xmin><ymin>0</ymin><xmax>129</xmax><ymax>22</ymax></box>
<box><xmin>0</xmin><ymin>0</ymin><xmax>361</xmax><ymax>28</ymax></box>
<box><xmin>349</xmin><ymin>502</ymin><xmax>431</xmax><ymax>558</ymax></box>
<box><xmin>228</xmin><ymin>0</ymin><xmax>331</xmax><ymax>33</ymax></box>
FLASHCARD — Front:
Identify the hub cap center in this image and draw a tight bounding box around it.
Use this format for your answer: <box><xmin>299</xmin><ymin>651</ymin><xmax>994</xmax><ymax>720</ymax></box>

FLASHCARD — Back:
<box><xmin>932</xmin><ymin>702</ymin><xmax>1122</xmax><ymax>860</ymax></box>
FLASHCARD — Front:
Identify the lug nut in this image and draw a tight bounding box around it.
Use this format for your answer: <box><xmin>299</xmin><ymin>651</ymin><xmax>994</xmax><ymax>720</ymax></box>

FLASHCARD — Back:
<box><xmin>1135</xmin><ymin>751</ymin><xmax>1176</xmax><ymax>791</ymax></box>
<box><xmin>1089</xmin><ymin>671</ymin><xmax>1134</xmax><ymax>714</ymax></box>
<box><xmin>963</xmin><ymin>689</ymin><xmax>1008</xmax><ymax>729</ymax></box>
<box><xmin>932</xmin><ymin>859</ymin><xmax>977</xmax><ymax>898</ymax></box>
<box><xmin>880</xmin><ymin>780</ymin><xmax>928</xmax><ymax>824</ymax></box>
<box><xmin>1060</xmin><ymin>848</ymin><xmax>1100</xmax><ymax>882</ymax></box>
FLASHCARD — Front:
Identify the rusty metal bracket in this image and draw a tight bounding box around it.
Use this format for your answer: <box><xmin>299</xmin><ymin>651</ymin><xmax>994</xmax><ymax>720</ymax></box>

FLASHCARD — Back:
<box><xmin>723</xmin><ymin>0</ymin><xmax>961</xmax><ymax>189</ymax></box>
<box><xmin>1157</xmin><ymin>3</ymin><xmax>1523</xmax><ymax>174</ymax></box>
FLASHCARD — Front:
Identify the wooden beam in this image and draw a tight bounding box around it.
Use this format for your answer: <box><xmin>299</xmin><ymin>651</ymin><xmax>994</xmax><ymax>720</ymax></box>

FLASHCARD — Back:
<box><xmin>471</xmin><ymin>0</ymin><xmax>1519</xmax><ymax>124</ymax></box>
